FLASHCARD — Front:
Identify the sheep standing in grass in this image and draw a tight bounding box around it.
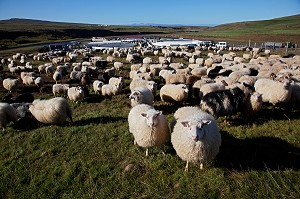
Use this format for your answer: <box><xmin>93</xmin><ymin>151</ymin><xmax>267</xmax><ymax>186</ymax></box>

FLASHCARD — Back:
<box><xmin>29</xmin><ymin>97</ymin><xmax>73</xmax><ymax>124</ymax></box>
<box><xmin>171</xmin><ymin>106</ymin><xmax>221</xmax><ymax>171</ymax></box>
<box><xmin>0</xmin><ymin>102</ymin><xmax>18</xmax><ymax>131</ymax></box>
<box><xmin>67</xmin><ymin>86</ymin><xmax>85</xmax><ymax>103</ymax></box>
<box><xmin>241</xmin><ymin>91</ymin><xmax>263</xmax><ymax>119</ymax></box>
<box><xmin>93</xmin><ymin>80</ymin><xmax>104</xmax><ymax>94</ymax></box>
<box><xmin>101</xmin><ymin>82</ymin><xmax>122</xmax><ymax>98</ymax></box>
<box><xmin>53</xmin><ymin>71</ymin><xmax>63</xmax><ymax>84</ymax></box>
<box><xmin>254</xmin><ymin>78</ymin><xmax>292</xmax><ymax>106</ymax></box>
<box><xmin>22</xmin><ymin>76</ymin><xmax>35</xmax><ymax>86</ymax></box>
<box><xmin>200</xmin><ymin>87</ymin><xmax>245</xmax><ymax>119</ymax></box>
<box><xmin>160</xmin><ymin>84</ymin><xmax>189</xmax><ymax>104</ymax></box>
<box><xmin>3</xmin><ymin>78</ymin><xmax>19</xmax><ymax>92</ymax></box>
<box><xmin>53</xmin><ymin>84</ymin><xmax>70</xmax><ymax>96</ymax></box>
<box><xmin>130</xmin><ymin>79</ymin><xmax>157</xmax><ymax>96</ymax></box>
<box><xmin>128</xmin><ymin>104</ymin><xmax>170</xmax><ymax>156</ymax></box>
<box><xmin>129</xmin><ymin>87</ymin><xmax>154</xmax><ymax>107</ymax></box>
<box><xmin>34</xmin><ymin>76</ymin><xmax>45</xmax><ymax>91</ymax></box>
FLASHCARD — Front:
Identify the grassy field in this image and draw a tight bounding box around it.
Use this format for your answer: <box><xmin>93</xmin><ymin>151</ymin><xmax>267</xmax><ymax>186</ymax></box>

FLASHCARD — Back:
<box><xmin>0</xmin><ymin>47</ymin><xmax>300</xmax><ymax>198</ymax></box>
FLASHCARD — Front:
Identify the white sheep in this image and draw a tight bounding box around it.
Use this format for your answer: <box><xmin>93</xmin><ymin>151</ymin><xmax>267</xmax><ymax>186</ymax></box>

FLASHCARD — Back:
<box><xmin>53</xmin><ymin>71</ymin><xmax>63</xmax><ymax>84</ymax></box>
<box><xmin>129</xmin><ymin>79</ymin><xmax>157</xmax><ymax>96</ymax></box>
<box><xmin>160</xmin><ymin>84</ymin><xmax>189</xmax><ymax>104</ymax></box>
<box><xmin>67</xmin><ymin>86</ymin><xmax>85</xmax><ymax>103</ymax></box>
<box><xmin>114</xmin><ymin>62</ymin><xmax>124</xmax><ymax>70</ymax></box>
<box><xmin>29</xmin><ymin>97</ymin><xmax>73</xmax><ymax>124</ymax></box>
<box><xmin>109</xmin><ymin>77</ymin><xmax>125</xmax><ymax>89</ymax></box>
<box><xmin>143</xmin><ymin>57</ymin><xmax>152</xmax><ymax>64</ymax></box>
<box><xmin>129</xmin><ymin>87</ymin><xmax>154</xmax><ymax>107</ymax></box>
<box><xmin>254</xmin><ymin>78</ymin><xmax>292</xmax><ymax>106</ymax></box>
<box><xmin>199</xmin><ymin>80</ymin><xmax>228</xmax><ymax>98</ymax></box>
<box><xmin>171</xmin><ymin>106</ymin><xmax>221</xmax><ymax>171</ymax></box>
<box><xmin>101</xmin><ymin>82</ymin><xmax>122</xmax><ymax>97</ymax></box>
<box><xmin>52</xmin><ymin>84</ymin><xmax>70</xmax><ymax>96</ymax></box>
<box><xmin>22</xmin><ymin>76</ymin><xmax>35</xmax><ymax>85</ymax></box>
<box><xmin>0</xmin><ymin>103</ymin><xmax>18</xmax><ymax>131</ymax></box>
<box><xmin>165</xmin><ymin>73</ymin><xmax>186</xmax><ymax>84</ymax></box>
<box><xmin>128</xmin><ymin>104</ymin><xmax>170</xmax><ymax>156</ymax></box>
<box><xmin>106</xmin><ymin>56</ymin><xmax>115</xmax><ymax>63</ymax></box>
<box><xmin>93</xmin><ymin>80</ymin><xmax>104</xmax><ymax>94</ymax></box>
<box><xmin>3</xmin><ymin>78</ymin><xmax>19</xmax><ymax>92</ymax></box>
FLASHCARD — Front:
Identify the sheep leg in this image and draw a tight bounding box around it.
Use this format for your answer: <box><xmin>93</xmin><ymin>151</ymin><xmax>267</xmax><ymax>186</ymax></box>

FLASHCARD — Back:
<box><xmin>146</xmin><ymin>148</ymin><xmax>149</xmax><ymax>156</ymax></box>
<box><xmin>185</xmin><ymin>161</ymin><xmax>189</xmax><ymax>172</ymax></box>
<box><xmin>200</xmin><ymin>163</ymin><xmax>203</xmax><ymax>170</ymax></box>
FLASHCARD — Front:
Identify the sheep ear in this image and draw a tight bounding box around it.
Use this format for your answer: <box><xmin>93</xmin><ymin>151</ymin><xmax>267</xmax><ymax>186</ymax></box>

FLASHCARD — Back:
<box><xmin>181</xmin><ymin>121</ymin><xmax>190</xmax><ymax>127</ymax></box>
<box><xmin>141</xmin><ymin>113</ymin><xmax>147</xmax><ymax>118</ymax></box>
<box><xmin>202</xmin><ymin>120</ymin><xmax>212</xmax><ymax>126</ymax></box>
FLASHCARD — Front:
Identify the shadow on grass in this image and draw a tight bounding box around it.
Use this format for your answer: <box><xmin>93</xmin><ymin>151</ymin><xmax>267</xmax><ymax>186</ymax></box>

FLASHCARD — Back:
<box><xmin>12</xmin><ymin>117</ymin><xmax>40</xmax><ymax>131</ymax></box>
<box><xmin>216</xmin><ymin>131</ymin><xmax>300</xmax><ymax>171</ymax></box>
<box><xmin>224</xmin><ymin>105</ymin><xmax>300</xmax><ymax>126</ymax></box>
<box><xmin>74</xmin><ymin>116</ymin><xmax>127</xmax><ymax>126</ymax></box>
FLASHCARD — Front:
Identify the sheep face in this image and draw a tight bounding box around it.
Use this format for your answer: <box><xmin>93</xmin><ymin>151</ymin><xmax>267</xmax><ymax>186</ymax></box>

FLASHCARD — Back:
<box><xmin>75</xmin><ymin>86</ymin><xmax>84</xmax><ymax>95</ymax></box>
<box><xmin>181</xmin><ymin>85</ymin><xmax>189</xmax><ymax>94</ymax></box>
<box><xmin>129</xmin><ymin>91</ymin><xmax>141</xmax><ymax>101</ymax></box>
<box><xmin>252</xmin><ymin>92</ymin><xmax>262</xmax><ymax>102</ymax></box>
<box><xmin>180</xmin><ymin>120</ymin><xmax>212</xmax><ymax>142</ymax></box>
<box><xmin>283</xmin><ymin>79</ymin><xmax>291</xmax><ymax>89</ymax></box>
<box><xmin>141</xmin><ymin>110</ymin><xmax>162</xmax><ymax>128</ymax></box>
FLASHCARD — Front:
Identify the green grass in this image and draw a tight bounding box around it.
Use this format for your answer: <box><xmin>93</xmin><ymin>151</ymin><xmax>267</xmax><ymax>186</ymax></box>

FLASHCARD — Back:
<box><xmin>1</xmin><ymin>44</ymin><xmax>300</xmax><ymax>198</ymax></box>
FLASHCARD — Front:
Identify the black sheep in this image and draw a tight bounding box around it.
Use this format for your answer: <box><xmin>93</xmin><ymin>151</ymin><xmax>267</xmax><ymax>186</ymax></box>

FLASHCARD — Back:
<box><xmin>200</xmin><ymin>87</ymin><xmax>245</xmax><ymax>118</ymax></box>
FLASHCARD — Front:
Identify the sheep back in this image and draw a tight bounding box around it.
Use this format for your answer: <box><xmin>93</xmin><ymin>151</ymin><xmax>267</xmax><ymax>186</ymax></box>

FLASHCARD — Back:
<box><xmin>29</xmin><ymin>97</ymin><xmax>73</xmax><ymax>124</ymax></box>
<box><xmin>0</xmin><ymin>103</ymin><xmax>18</xmax><ymax>129</ymax></box>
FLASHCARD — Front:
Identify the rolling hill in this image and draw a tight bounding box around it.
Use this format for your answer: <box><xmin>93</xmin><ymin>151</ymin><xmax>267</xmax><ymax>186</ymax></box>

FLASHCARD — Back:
<box><xmin>0</xmin><ymin>14</ymin><xmax>299</xmax><ymax>49</ymax></box>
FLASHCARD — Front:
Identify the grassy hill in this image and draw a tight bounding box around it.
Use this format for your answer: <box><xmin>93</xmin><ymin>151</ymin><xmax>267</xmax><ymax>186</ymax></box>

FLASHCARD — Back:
<box><xmin>0</xmin><ymin>14</ymin><xmax>299</xmax><ymax>49</ymax></box>
<box><xmin>185</xmin><ymin>14</ymin><xmax>300</xmax><ymax>43</ymax></box>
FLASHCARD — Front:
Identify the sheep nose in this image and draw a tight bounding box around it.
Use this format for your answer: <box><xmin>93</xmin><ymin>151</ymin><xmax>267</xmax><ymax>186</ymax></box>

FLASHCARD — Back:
<box><xmin>192</xmin><ymin>136</ymin><xmax>198</xmax><ymax>142</ymax></box>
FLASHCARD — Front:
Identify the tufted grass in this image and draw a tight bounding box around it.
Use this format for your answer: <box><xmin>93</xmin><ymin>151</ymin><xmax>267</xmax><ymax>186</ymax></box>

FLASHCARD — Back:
<box><xmin>0</xmin><ymin>50</ymin><xmax>300</xmax><ymax>198</ymax></box>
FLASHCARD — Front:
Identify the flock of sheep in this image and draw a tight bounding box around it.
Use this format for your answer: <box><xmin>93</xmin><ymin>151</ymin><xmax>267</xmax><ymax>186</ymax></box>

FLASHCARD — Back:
<box><xmin>0</xmin><ymin>43</ymin><xmax>300</xmax><ymax>170</ymax></box>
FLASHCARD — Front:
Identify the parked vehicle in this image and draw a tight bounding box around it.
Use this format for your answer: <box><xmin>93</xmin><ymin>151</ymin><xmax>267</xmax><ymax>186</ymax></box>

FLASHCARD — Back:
<box><xmin>216</xmin><ymin>42</ymin><xmax>228</xmax><ymax>48</ymax></box>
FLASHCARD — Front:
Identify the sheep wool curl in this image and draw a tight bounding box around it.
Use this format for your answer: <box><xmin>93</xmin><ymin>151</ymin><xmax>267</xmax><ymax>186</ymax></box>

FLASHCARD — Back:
<box><xmin>171</xmin><ymin>106</ymin><xmax>221</xmax><ymax>171</ymax></box>
<box><xmin>67</xmin><ymin>86</ymin><xmax>85</xmax><ymax>103</ymax></box>
<box><xmin>3</xmin><ymin>78</ymin><xmax>19</xmax><ymax>92</ymax></box>
<box><xmin>128</xmin><ymin>104</ymin><xmax>170</xmax><ymax>156</ymax></box>
<box><xmin>160</xmin><ymin>84</ymin><xmax>189</xmax><ymax>104</ymax></box>
<box><xmin>29</xmin><ymin>97</ymin><xmax>73</xmax><ymax>124</ymax></box>
<box><xmin>254</xmin><ymin>78</ymin><xmax>292</xmax><ymax>106</ymax></box>
<box><xmin>0</xmin><ymin>103</ymin><xmax>18</xmax><ymax>130</ymax></box>
<box><xmin>129</xmin><ymin>87</ymin><xmax>154</xmax><ymax>107</ymax></box>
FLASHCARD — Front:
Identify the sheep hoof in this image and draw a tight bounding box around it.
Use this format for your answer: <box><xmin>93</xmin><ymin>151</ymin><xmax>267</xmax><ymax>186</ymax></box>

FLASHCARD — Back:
<box><xmin>185</xmin><ymin>161</ymin><xmax>189</xmax><ymax>172</ymax></box>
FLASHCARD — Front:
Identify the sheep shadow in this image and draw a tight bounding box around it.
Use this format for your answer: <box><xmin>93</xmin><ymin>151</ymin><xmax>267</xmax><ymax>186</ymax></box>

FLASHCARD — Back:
<box><xmin>216</xmin><ymin>131</ymin><xmax>300</xmax><ymax>171</ymax></box>
<box><xmin>224</xmin><ymin>105</ymin><xmax>300</xmax><ymax>126</ymax></box>
<box><xmin>74</xmin><ymin>116</ymin><xmax>127</xmax><ymax>126</ymax></box>
<box><xmin>12</xmin><ymin>117</ymin><xmax>40</xmax><ymax>131</ymax></box>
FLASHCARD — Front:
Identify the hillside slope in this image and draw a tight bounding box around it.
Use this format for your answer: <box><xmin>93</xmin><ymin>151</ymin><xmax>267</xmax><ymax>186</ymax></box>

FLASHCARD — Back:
<box><xmin>0</xmin><ymin>14</ymin><xmax>299</xmax><ymax>49</ymax></box>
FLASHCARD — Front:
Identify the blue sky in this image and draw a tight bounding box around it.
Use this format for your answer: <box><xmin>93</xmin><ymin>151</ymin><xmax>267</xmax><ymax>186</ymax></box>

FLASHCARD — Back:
<box><xmin>0</xmin><ymin>0</ymin><xmax>299</xmax><ymax>26</ymax></box>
